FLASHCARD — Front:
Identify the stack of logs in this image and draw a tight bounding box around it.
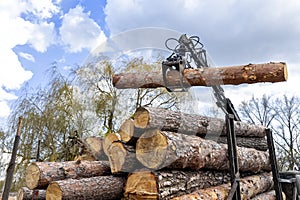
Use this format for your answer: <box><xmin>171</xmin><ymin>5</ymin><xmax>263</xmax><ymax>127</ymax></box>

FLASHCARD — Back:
<box><xmin>20</xmin><ymin>62</ymin><xmax>288</xmax><ymax>199</ymax></box>
<box><xmin>21</xmin><ymin>106</ymin><xmax>284</xmax><ymax>200</ymax></box>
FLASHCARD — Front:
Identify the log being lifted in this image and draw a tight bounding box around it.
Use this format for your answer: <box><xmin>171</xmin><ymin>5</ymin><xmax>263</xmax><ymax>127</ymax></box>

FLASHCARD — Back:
<box><xmin>125</xmin><ymin>169</ymin><xmax>234</xmax><ymax>200</ymax></box>
<box><xmin>106</xmin><ymin>141</ymin><xmax>143</xmax><ymax>173</ymax></box>
<box><xmin>136</xmin><ymin>129</ymin><xmax>271</xmax><ymax>171</ymax></box>
<box><xmin>113</xmin><ymin>62</ymin><xmax>287</xmax><ymax>89</ymax></box>
<box><xmin>46</xmin><ymin>175</ymin><xmax>126</xmax><ymax>200</ymax></box>
<box><xmin>134</xmin><ymin>107</ymin><xmax>267</xmax><ymax>137</ymax></box>
<box><xmin>25</xmin><ymin>160</ymin><xmax>110</xmax><ymax>189</ymax></box>
<box><xmin>17</xmin><ymin>187</ymin><xmax>46</xmax><ymax>200</ymax></box>
<box><xmin>172</xmin><ymin>172</ymin><xmax>273</xmax><ymax>200</ymax></box>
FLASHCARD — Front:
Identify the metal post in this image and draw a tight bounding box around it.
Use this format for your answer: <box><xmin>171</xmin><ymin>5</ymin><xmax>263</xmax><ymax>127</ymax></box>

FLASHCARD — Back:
<box><xmin>266</xmin><ymin>128</ymin><xmax>283</xmax><ymax>200</ymax></box>
<box><xmin>226</xmin><ymin>114</ymin><xmax>241</xmax><ymax>200</ymax></box>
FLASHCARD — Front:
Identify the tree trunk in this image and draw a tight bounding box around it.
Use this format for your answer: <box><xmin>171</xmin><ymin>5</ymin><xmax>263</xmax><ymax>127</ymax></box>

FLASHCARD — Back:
<box><xmin>46</xmin><ymin>175</ymin><xmax>126</xmax><ymax>200</ymax></box>
<box><xmin>134</xmin><ymin>107</ymin><xmax>267</xmax><ymax>137</ymax></box>
<box><xmin>136</xmin><ymin>129</ymin><xmax>271</xmax><ymax>171</ymax></box>
<box><xmin>25</xmin><ymin>160</ymin><xmax>110</xmax><ymax>189</ymax></box>
<box><xmin>17</xmin><ymin>187</ymin><xmax>46</xmax><ymax>200</ymax></box>
<box><xmin>172</xmin><ymin>173</ymin><xmax>273</xmax><ymax>200</ymax></box>
<box><xmin>119</xmin><ymin>118</ymin><xmax>143</xmax><ymax>145</ymax></box>
<box><xmin>213</xmin><ymin>136</ymin><xmax>268</xmax><ymax>151</ymax></box>
<box><xmin>113</xmin><ymin>62</ymin><xmax>287</xmax><ymax>89</ymax></box>
<box><xmin>103</xmin><ymin>133</ymin><xmax>120</xmax><ymax>155</ymax></box>
<box><xmin>250</xmin><ymin>190</ymin><xmax>286</xmax><ymax>200</ymax></box>
<box><xmin>125</xmin><ymin>169</ymin><xmax>235</xmax><ymax>200</ymax></box>
<box><xmin>106</xmin><ymin>141</ymin><xmax>143</xmax><ymax>173</ymax></box>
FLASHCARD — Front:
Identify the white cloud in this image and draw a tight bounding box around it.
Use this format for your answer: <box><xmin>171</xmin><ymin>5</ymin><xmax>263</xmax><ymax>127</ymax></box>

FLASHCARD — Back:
<box><xmin>59</xmin><ymin>5</ymin><xmax>106</xmax><ymax>53</ymax></box>
<box><xmin>0</xmin><ymin>0</ymin><xmax>59</xmax><ymax>118</ymax></box>
<box><xmin>19</xmin><ymin>52</ymin><xmax>35</xmax><ymax>62</ymax></box>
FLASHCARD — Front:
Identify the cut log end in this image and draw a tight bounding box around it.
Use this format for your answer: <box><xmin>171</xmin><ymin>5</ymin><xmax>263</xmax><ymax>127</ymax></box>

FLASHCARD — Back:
<box><xmin>25</xmin><ymin>163</ymin><xmax>40</xmax><ymax>190</ymax></box>
<box><xmin>107</xmin><ymin>142</ymin><xmax>126</xmax><ymax>173</ymax></box>
<box><xmin>103</xmin><ymin>133</ymin><xmax>120</xmax><ymax>155</ymax></box>
<box><xmin>125</xmin><ymin>171</ymin><xmax>158</xmax><ymax>199</ymax></box>
<box><xmin>46</xmin><ymin>182</ymin><xmax>62</xmax><ymax>200</ymax></box>
<box><xmin>134</xmin><ymin>107</ymin><xmax>150</xmax><ymax>129</ymax></box>
<box><xmin>119</xmin><ymin>118</ymin><xmax>135</xmax><ymax>143</ymax></box>
<box><xmin>136</xmin><ymin>129</ymin><xmax>168</xmax><ymax>169</ymax></box>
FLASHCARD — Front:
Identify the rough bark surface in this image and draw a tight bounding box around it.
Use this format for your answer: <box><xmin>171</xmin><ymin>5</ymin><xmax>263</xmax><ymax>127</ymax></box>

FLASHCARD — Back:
<box><xmin>107</xmin><ymin>141</ymin><xmax>143</xmax><ymax>173</ymax></box>
<box><xmin>17</xmin><ymin>187</ymin><xmax>46</xmax><ymax>200</ymax></box>
<box><xmin>25</xmin><ymin>160</ymin><xmax>110</xmax><ymax>189</ymax></box>
<box><xmin>136</xmin><ymin>129</ymin><xmax>271</xmax><ymax>171</ymax></box>
<box><xmin>46</xmin><ymin>175</ymin><xmax>126</xmax><ymax>200</ymax></box>
<box><xmin>125</xmin><ymin>170</ymin><xmax>234</xmax><ymax>200</ymax></box>
<box><xmin>134</xmin><ymin>107</ymin><xmax>266</xmax><ymax>137</ymax></box>
<box><xmin>113</xmin><ymin>62</ymin><xmax>287</xmax><ymax>89</ymax></box>
<box><xmin>213</xmin><ymin>136</ymin><xmax>268</xmax><ymax>151</ymax></box>
<box><xmin>250</xmin><ymin>190</ymin><xmax>286</xmax><ymax>200</ymax></box>
<box><xmin>172</xmin><ymin>173</ymin><xmax>273</xmax><ymax>200</ymax></box>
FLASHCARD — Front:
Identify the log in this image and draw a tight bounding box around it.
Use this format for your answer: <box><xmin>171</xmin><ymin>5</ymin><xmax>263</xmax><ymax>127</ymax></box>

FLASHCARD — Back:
<box><xmin>119</xmin><ymin>118</ymin><xmax>143</xmax><ymax>145</ymax></box>
<box><xmin>17</xmin><ymin>187</ymin><xmax>46</xmax><ymax>200</ymax></box>
<box><xmin>214</xmin><ymin>136</ymin><xmax>268</xmax><ymax>151</ymax></box>
<box><xmin>25</xmin><ymin>160</ymin><xmax>110</xmax><ymax>189</ymax></box>
<box><xmin>172</xmin><ymin>172</ymin><xmax>273</xmax><ymax>200</ymax></box>
<box><xmin>103</xmin><ymin>132</ymin><xmax>120</xmax><ymax>155</ymax></box>
<box><xmin>136</xmin><ymin>129</ymin><xmax>271</xmax><ymax>171</ymax></box>
<box><xmin>113</xmin><ymin>62</ymin><xmax>287</xmax><ymax>89</ymax></box>
<box><xmin>134</xmin><ymin>107</ymin><xmax>267</xmax><ymax>137</ymax></box>
<box><xmin>125</xmin><ymin>169</ymin><xmax>234</xmax><ymax>199</ymax></box>
<box><xmin>83</xmin><ymin>136</ymin><xmax>108</xmax><ymax>160</ymax></box>
<box><xmin>250</xmin><ymin>190</ymin><xmax>286</xmax><ymax>200</ymax></box>
<box><xmin>107</xmin><ymin>141</ymin><xmax>143</xmax><ymax>173</ymax></box>
<box><xmin>46</xmin><ymin>175</ymin><xmax>126</xmax><ymax>200</ymax></box>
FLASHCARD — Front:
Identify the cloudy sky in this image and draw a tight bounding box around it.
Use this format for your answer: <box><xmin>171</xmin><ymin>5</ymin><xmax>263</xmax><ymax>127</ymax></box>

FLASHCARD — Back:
<box><xmin>1</xmin><ymin>0</ymin><xmax>300</xmax><ymax>126</ymax></box>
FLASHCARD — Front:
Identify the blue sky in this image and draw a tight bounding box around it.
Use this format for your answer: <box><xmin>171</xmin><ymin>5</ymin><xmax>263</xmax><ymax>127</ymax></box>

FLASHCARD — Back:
<box><xmin>1</xmin><ymin>0</ymin><xmax>300</xmax><ymax>127</ymax></box>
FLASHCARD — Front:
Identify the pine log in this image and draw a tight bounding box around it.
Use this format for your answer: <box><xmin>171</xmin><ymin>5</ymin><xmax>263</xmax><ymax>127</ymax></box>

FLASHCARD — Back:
<box><xmin>124</xmin><ymin>169</ymin><xmax>235</xmax><ymax>199</ymax></box>
<box><xmin>214</xmin><ymin>136</ymin><xmax>268</xmax><ymax>151</ymax></box>
<box><xmin>113</xmin><ymin>62</ymin><xmax>287</xmax><ymax>89</ymax></box>
<box><xmin>250</xmin><ymin>190</ymin><xmax>286</xmax><ymax>200</ymax></box>
<box><xmin>172</xmin><ymin>173</ymin><xmax>273</xmax><ymax>200</ymax></box>
<box><xmin>119</xmin><ymin>118</ymin><xmax>143</xmax><ymax>145</ymax></box>
<box><xmin>17</xmin><ymin>187</ymin><xmax>46</xmax><ymax>200</ymax></box>
<box><xmin>46</xmin><ymin>175</ymin><xmax>126</xmax><ymax>200</ymax></box>
<box><xmin>134</xmin><ymin>107</ymin><xmax>267</xmax><ymax>137</ymax></box>
<box><xmin>107</xmin><ymin>141</ymin><xmax>143</xmax><ymax>173</ymax></box>
<box><xmin>136</xmin><ymin>129</ymin><xmax>271</xmax><ymax>171</ymax></box>
<box><xmin>83</xmin><ymin>136</ymin><xmax>108</xmax><ymax>160</ymax></box>
<box><xmin>103</xmin><ymin>132</ymin><xmax>120</xmax><ymax>155</ymax></box>
<box><xmin>25</xmin><ymin>160</ymin><xmax>110</xmax><ymax>189</ymax></box>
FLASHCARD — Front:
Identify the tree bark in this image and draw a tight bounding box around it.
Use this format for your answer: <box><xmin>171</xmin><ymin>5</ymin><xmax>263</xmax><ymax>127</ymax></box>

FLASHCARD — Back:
<box><xmin>103</xmin><ymin>133</ymin><xmax>120</xmax><ymax>155</ymax></box>
<box><xmin>46</xmin><ymin>175</ymin><xmax>126</xmax><ymax>200</ymax></box>
<box><xmin>134</xmin><ymin>107</ymin><xmax>267</xmax><ymax>137</ymax></box>
<box><xmin>17</xmin><ymin>187</ymin><xmax>46</xmax><ymax>200</ymax></box>
<box><xmin>172</xmin><ymin>173</ymin><xmax>273</xmax><ymax>200</ymax></box>
<box><xmin>250</xmin><ymin>190</ymin><xmax>286</xmax><ymax>200</ymax></box>
<box><xmin>213</xmin><ymin>136</ymin><xmax>268</xmax><ymax>151</ymax></box>
<box><xmin>125</xmin><ymin>169</ymin><xmax>235</xmax><ymax>200</ymax></box>
<box><xmin>119</xmin><ymin>118</ymin><xmax>143</xmax><ymax>145</ymax></box>
<box><xmin>107</xmin><ymin>141</ymin><xmax>143</xmax><ymax>173</ymax></box>
<box><xmin>136</xmin><ymin>129</ymin><xmax>271</xmax><ymax>171</ymax></box>
<box><xmin>25</xmin><ymin>160</ymin><xmax>110</xmax><ymax>189</ymax></box>
<box><xmin>113</xmin><ymin>62</ymin><xmax>287</xmax><ymax>89</ymax></box>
